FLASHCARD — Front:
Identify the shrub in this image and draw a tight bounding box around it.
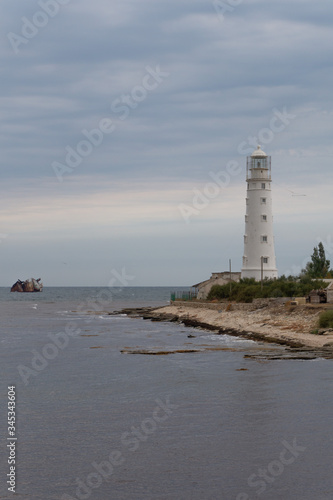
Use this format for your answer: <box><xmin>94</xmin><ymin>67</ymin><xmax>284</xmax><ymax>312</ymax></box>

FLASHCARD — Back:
<box><xmin>270</xmin><ymin>288</ymin><xmax>284</xmax><ymax>298</ymax></box>
<box><xmin>236</xmin><ymin>285</ymin><xmax>259</xmax><ymax>303</ymax></box>
<box><xmin>207</xmin><ymin>277</ymin><xmax>328</xmax><ymax>304</ymax></box>
<box><xmin>207</xmin><ymin>284</ymin><xmax>229</xmax><ymax>300</ymax></box>
<box><xmin>318</xmin><ymin>310</ymin><xmax>333</xmax><ymax>329</ymax></box>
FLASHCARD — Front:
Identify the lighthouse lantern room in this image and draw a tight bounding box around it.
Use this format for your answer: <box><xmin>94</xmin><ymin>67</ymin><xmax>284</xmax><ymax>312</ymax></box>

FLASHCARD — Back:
<box><xmin>241</xmin><ymin>146</ymin><xmax>278</xmax><ymax>280</ymax></box>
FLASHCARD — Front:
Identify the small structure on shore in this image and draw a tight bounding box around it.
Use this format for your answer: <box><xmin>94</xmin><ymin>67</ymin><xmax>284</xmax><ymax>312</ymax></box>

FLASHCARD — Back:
<box><xmin>308</xmin><ymin>288</ymin><xmax>327</xmax><ymax>304</ymax></box>
<box><xmin>194</xmin><ymin>272</ymin><xmax>241</xmax><ymax>300</ymax></box>
<box><xmin>11</xmin><ymin>278</ymin><xmax>43</xmax><ymax>293</ymax></box>
<box><xmin>327</xmin><ymin>282</ymin><xmax>333</xmax><ymax>303</ymax></box>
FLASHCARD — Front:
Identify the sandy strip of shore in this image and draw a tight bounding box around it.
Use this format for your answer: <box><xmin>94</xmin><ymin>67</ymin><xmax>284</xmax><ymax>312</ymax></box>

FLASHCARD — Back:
<box><xmin>149</xmin><ymin>304</ymin><xmax>333</xmax><ymax>349</ymax></box>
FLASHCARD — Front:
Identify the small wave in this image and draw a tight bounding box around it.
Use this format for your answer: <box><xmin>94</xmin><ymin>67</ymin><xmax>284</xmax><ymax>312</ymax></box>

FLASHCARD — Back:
<box><xmin>105</xmin><ymin>314</ymin><xmax>128</xmax><ymax>319</ymax></box>
<box><xmin>200</xmin><ymin>334</ymin><xmax>255</xmax><ymax>345</ymax></box>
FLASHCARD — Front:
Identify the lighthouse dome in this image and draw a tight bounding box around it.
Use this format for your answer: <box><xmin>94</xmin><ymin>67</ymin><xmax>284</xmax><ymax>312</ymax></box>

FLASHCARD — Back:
<box><xmin>251</xmin><ymin>145</ymin><xmax>267</xmax><ymax>158</ymax></box>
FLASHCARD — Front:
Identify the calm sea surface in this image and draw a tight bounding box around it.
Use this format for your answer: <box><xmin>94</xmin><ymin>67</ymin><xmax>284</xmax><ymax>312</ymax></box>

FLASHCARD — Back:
<box><xmin>0</xmin><ymin>287</ymin><xmax>332</xmax><ymax>500</ymax></box>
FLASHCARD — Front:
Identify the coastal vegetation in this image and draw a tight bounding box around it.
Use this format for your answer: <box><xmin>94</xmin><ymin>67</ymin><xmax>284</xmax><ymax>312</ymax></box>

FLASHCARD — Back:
<box><xmin>301</xmin><ymin>242</ymin><xmax>331</xmax><ymax>279</ymax></box>
<box><xmin>207</xmin><ymin>276</ymin><xmax>327</xmax><ymax>303</ymax></box>
<box><xmin>318</xmin><ymin>310</ymin><xmax>333</xmax><ymax>329</ymax></box>
<box><xmin>208</xmin><ymin>242</ymin><xmax>332</xmax><ymax>303</ymax></box>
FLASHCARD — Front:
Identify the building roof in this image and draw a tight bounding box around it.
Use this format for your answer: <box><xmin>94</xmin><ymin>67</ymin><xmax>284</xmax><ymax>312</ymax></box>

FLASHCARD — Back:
<box><xmin>193</xmin><ymin>271</ymin><xmax>241</xmax><ymax>288</ymax></box>
<box><xmin>251</xmin><ymin>145</ymin><xmax>267</xmax><ymax>158</ymax></box>
<box><xmin>192</xmin><ymin>279</ymin><xmax>212</xmax><ymax>288</ymax></box>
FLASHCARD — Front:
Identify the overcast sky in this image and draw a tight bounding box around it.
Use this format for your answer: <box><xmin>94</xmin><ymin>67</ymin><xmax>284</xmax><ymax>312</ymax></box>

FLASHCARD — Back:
<box><xmin>1</xmin><ymin>0</ymin><xmax>333</xmax><ymax>286</ymax></box>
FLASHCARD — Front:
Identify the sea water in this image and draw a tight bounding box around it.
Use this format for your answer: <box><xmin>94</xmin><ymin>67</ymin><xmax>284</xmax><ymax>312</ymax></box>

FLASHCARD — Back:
<box><xmin>0</xmin><ymin>287</ymin><xmax>332</xmax><ymax>500</ymax></box>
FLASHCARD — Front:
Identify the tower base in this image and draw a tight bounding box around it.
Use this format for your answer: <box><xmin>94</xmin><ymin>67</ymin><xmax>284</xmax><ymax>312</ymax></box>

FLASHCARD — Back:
<box><xmin>241</xmin><ymin>268</ymin><xmax>278</xmax><ymax>281</ymax></box>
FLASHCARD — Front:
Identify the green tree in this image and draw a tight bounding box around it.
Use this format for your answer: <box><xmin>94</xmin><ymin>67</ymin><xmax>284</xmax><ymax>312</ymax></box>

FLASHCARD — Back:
<box><xmin>302</xmin><ymin>242</ymin><xmax>330</xmax><ymax>279</ymax></box>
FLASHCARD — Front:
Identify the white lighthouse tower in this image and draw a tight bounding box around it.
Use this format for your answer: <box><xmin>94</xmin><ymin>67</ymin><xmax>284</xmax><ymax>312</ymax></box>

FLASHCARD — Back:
<box><xmin>241</xmin><ymin>146</ymin><xmax>278</xmax><ymax>280</ymax></box>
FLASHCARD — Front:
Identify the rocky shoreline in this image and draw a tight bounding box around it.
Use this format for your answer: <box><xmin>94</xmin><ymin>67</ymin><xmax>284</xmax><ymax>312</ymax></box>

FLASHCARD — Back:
<box><xmin>114</xmin><ymin>302</ymin><xmax>333</xmax><ymax>360</ymax></box>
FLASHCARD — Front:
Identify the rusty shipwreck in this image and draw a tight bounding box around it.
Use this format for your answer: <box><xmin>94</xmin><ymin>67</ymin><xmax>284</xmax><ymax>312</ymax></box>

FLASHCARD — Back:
<box><xmin>11</xmin><ymin>278</ymin><xmax>43</xmax><ymax>293</ymax></box>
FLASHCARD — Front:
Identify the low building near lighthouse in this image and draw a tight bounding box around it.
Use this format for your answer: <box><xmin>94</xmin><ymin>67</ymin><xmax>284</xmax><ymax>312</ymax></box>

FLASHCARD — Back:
<box><xmin>194</xmin><ymin>272</ymin><xmax>241</xmax><ymax>300</ymax></box>
<box><xmin>326</xmin><ymin>281</ymin><xmax>333</xmax><ymax>303</ymax></box>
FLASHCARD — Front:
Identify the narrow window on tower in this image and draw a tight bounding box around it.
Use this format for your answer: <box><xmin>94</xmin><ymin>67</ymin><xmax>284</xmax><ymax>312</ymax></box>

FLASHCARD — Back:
<box><xmin>263</xmin><ymin>257</ymin><xmax>268</xmax><ymax>264</ymax></box>
<box><xmin>260</xmin><ymin>197</ymin><xmax>266</xmax><ymax>204</ymax></box>
<box><xmin>244</xmin><ymin>235</ymin><xmax>248</xmax><ymax>243</ymax></box>
<box><xmin>261</xmin><ymin>214</ymin><xmax>267</xmax><ymax>221</ymax></box>
<box><xmin>245</xmin><ymin>215</ymin><xmax>248</xmax><ymax>222</ymax></box>
<box><xmin>261</xmin><ymin>183</ymin><xmax>265</xmax><ymax>189</ymax></box>
<box><xmin>261</xmin><ymin>235</ymin><xmax>268</xmax><ymax>243</ymax></box>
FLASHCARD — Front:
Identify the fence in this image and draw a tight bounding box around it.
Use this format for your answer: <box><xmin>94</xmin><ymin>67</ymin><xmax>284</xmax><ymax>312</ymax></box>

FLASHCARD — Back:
<box><xmin>170</xmin><ymin>289</ymin><xmax>197</xmax><ymax>301</ymax></box>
